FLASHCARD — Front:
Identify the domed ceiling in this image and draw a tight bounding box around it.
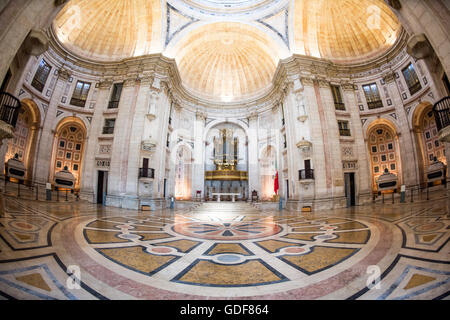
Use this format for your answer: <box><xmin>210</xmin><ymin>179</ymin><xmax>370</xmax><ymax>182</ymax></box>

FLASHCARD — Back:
<box><xmin>53</xmin><ymin>0</ymin><xmax>402</xmax><ymax>101</ymax></box>
<box><xmin>293</xmin><ymin>0</ymin><xmax>401</xmax><ymax>63</ymax></box>
<box><xmin>169</xmin><ymin>22</ymin><xmax>279</xmax><ymax>102</ymax></box>
<box><xmin>53</xmin><ymin>0</ymin><xmax>162</xmax><ymax>61</ymax></box>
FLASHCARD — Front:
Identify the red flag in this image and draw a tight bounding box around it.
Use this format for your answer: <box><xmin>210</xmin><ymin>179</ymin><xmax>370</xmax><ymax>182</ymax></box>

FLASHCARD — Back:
<box><xmin>274</xmin><ymin>171</ymin><xmax>279</xmax><ymax>195</ymax></box>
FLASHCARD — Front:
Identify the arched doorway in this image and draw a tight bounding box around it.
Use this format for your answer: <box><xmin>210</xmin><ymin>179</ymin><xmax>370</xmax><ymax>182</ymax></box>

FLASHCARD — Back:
<box><xmin>412</xmin><ymin>102</ymin><xmax>447</xmax><ymax>185</ymax></box>
<box><xmin>367</xmin><ymin>121</ymin><xmax>402</xmax><ymax>192</ymax></box>
<box><xmin>174</xmin><ymin>144</ymin><xmax>192</xmax><ymax>200</ymax></box>
<box><xmin>50</xmin><ymin>118</ymin><xmax>86</xmax><ymax>191</ymax></box>
<box><xmin>5</xmin><ymin>98</ymin><xmax>40</xmax><ymax>181</ymax></box>
<box><xmin>260</xmin><ymin>145</ymin><xmax>277</xmax><ymax>200</ymax></box>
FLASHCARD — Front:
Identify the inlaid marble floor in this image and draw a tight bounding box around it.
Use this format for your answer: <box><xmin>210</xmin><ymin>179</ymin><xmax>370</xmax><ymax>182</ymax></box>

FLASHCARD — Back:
<box><xmin>0</xmin><ymin>193</ymin><xmax>449</xmax><ymax>300</ymax></box>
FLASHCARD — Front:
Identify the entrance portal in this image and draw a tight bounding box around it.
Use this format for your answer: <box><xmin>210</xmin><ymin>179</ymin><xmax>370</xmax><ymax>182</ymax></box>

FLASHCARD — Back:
<box><xmin>344</xmin><ymin>172</ymin><xmax>356</xmax><ymax>207</ymax></box>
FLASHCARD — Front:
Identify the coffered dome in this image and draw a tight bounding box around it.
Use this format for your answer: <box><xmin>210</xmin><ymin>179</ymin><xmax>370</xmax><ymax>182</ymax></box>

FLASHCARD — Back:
<box><xmin>52</xmin><ymin>0</ymin><xmax>402</xmax><ymax>101</ymax></box>
<box><xmin>53</xmin><ymin>0</ymin><xmax>162</xmax><ymax>62</ymax></box>
<box><xmin>168</xmin><ymin>22</ymin><xmax>280</xmax><ymax>102</ymax></box>
<box><xmin>292</xmin><ymin>0</ymin><xmax>401</xmax><ymax>63</ymax></box>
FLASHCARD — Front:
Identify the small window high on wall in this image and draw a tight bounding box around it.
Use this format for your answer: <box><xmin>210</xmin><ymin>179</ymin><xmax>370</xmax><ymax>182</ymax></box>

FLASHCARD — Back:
<box><xmin>70</xmin><ymin>80</ymin><xmax>91</xmax><ymax>107</ymax></box>
<box><xmin>402</xmin><ymin>63</ymin><xmax>422</xmax><ymax>96</ymax></box>
<box><xmin>108</xmin><ymin>82</ymin><xmax>123</xmax><ymax>109</ymax></box>
<box><xmin>31</xmin><ymin>59</ymin><xmax>52</xmax><ymax>92</ymax></box>
<box><xmin>331</xmin><ymin>85</ymin><xmax>345</xmax><ymax>110</ymax></box>
<box><xmin>363</xmin><ymin>83</ymin><xmax>383</xmax><ymax>110</ymax></box>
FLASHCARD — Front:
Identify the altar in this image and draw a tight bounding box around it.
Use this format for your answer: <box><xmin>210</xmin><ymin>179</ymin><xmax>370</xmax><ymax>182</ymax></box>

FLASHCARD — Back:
<box><xmin>212</xmin><ymin>193</ymin><xmax>241</xmax><ymax>202</ymax></box>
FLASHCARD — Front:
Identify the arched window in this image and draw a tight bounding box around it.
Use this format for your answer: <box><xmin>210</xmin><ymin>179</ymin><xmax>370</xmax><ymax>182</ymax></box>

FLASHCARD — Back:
<box><xmin>53</xmin><ymin>123</ymin><xmax>85</xmax><ymax>189</ymax></box>
<box><xmin>421</xmin><ymin>110</ymin><xmax>446</xmax><ymax>167</ymax></box>
<box><xmin>6</xmin><ymin>108</ymin><xmax>32</xmax><ymax>163</ymax></box>
<box><xmin>368</xmin><ymin>125</ymin><xmax>400</xmax><ymax>191</ymax></box>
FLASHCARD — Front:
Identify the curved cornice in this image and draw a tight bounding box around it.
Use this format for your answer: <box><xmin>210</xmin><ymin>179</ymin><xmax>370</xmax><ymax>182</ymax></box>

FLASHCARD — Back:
<box><xmin>46</xmin><ymin>25</ymin><xmax>409</xmax><ymax>117</ymax></box>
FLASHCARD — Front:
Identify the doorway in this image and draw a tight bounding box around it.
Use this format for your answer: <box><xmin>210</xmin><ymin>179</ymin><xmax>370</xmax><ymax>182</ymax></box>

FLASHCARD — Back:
<box><xmin>285</xmin><ymin>180</ymin><xmax>289</xmax><ymax>199</ymax></box>
<box><xmin>97</xmin><ymin>171</ymin><xmax>108</xmax><ymax>205</ymax></box>
<box><xmin>344</xmin><ymin>172</ymin><xmax>356</xmax><ymax>207</ymax></box>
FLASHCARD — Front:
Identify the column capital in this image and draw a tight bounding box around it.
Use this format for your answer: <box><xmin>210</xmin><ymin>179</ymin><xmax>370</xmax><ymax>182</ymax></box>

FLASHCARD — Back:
<box><xmin>382</xmin><ymin>72</ymin><xmax>396</xmax><ymax>84</ymax></box>
<box><xmin>140</xmin><ymin>76</ymin><xmax>153</xmax><ymax>87</ymax></box>
<box><xmin>248</xmin><ymin>112</ymin><xmax>258</xmax><ymax>121</ymax></box>
<box><xmin>317</xmin><ymin>79</ymin><xmax>330</xmax><ymax>88</ymax></box>
<box><xmin>341</xmin><ymin>82</ymin><xmax>355</xmax><ymax>92</ymax></box>
<box><xmin>300</xmin><ymin>77</ymin><xmax>315</xmax><ymax>87</ymax></box>
<box><xmin>57</xmin><ymin>68</ymin><xmax>71</xmax><ymax>81</ymax></box>
<box><xmin>196</xmin><ymin>111</ymin><xmax>206</xmax><ymax>121</ymax></box>
<box><xmin>98</xmin><ymin>79</ymin><xmax>114</xmax><ymax>89</ymax></box>
<box><xmin>123</xmin><ymin>76</ymin><xmax>138</xmax><ymax>87</ymax></box>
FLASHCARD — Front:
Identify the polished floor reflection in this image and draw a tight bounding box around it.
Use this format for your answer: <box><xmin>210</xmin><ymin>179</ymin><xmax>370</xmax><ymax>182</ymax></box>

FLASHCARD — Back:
<box><xmin>0</xmin><ymin>193</ymin><xmax>449</xmax><ymax>300</ymax></box>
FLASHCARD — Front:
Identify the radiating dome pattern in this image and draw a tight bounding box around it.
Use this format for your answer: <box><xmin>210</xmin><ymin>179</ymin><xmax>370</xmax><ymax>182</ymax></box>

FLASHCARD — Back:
<box><xmin>293</xmin><ymin>0</ymin><xmax>401</xmax><ymax>63</ymax></box>
<box><xmin>172</xmin><ymin>23</ymin><xmax>279</xmax><ymax>102</ymax></box>
<box><xmin>53</xmin><ymin>0</ymin><xmax>402</xmax><ymax>100</ymax></box>
<box><xmin>53</xmin><ymin>0</ymin><xmax>161</xmax><ymax>61</ymax></box>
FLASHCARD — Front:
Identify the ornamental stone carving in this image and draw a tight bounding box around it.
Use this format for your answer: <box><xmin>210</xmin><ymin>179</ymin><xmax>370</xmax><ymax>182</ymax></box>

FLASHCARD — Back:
<box><xmin>300</xmin><ymin>77</ymin><xmax>315</xmax><ymax>87</ymax></box>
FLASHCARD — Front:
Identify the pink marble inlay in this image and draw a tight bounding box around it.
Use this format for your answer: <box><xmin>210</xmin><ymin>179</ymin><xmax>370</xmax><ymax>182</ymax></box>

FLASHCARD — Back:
<box><xmin>152</xmin><ymin>247</ymin><xmax>172</xmax><ymax>253</ymax></box>
<box><xmin>285</xmin><ymin>247</ymin><xmax>306</xmax><ymax>254</ymax></box>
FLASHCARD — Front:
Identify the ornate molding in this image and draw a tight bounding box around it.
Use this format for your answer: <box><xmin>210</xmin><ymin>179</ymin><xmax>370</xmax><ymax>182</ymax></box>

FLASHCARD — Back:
<box><xmin>317</xmin><ymin>79</ymin><xmax>330</xmax><ymax>88</ymax></box>
<box><xmin>57</xmin><ymin>68</ymin><xmax>71</xmax><ymax>81</ymax></box>
<box><xmin>98</xmin><ymin>79</ymin><xmax>113</xmax><ymax>89</ymax></box>
<box><xmin>300</xmin><ymin>77</ymin><xmax>315</xmax><ymax>87</ymax></box>
<box><xmin>341</xmin><ymin>82</ymin><xmax>355</xmax><ymax>92</ymax></box>
<box><xmin>382</xmin><ymin>72</ymin><xmax>396</xmax><ymax>84</ymax></box>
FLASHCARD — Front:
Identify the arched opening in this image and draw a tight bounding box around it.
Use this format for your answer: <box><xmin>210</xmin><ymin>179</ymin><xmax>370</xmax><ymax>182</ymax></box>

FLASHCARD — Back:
<box><xmin>260</xmin><ymin>145</ymin><xmax>277</xmax><ymax>200</ymax></box>
<box><xmin>5</xmin><ymin>98</ymin><xmax>41</xmax><ymax>182</ymax></box>
<box><xmin>367</xmin><ymin>120</ymin><xmax>402</xmax><ymax>192</ymax></box>
<box><xmin>412</xmin><ymin>101</ymin><xmax>447</xmax><ymax>185</ymax></box>
<box><xmin>50</xmin><ymin>118</ymin><xmax>86</xmax><ymax>191</ymax></box>
<box><xmin>174</xmin><ymin>144</ymin><xmax>192</xmax><ymax>200</ymax></box>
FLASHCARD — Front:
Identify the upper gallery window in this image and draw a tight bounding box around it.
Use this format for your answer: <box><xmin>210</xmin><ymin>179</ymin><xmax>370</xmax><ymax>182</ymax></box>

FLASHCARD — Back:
<box><xmin>331</xmin><ymin>85</ymin><xmax>345</xmax><ymax>110</ymax></box>
<box><xmin>102</xmin><ymin>118</ymin><xmax>116</xmax><ymax>134</ymax></box>
<box><xmin>338</xmin><ymin>120</ymin><xmax>351</xmax><ymax>136</ymax></box>
<box><xmin>402</xmin><ymin>63</ymin><xmax>422</xmax><ymax>96</ymax></box>
<box><xmin>363</xmin><ymin>83</ymin><xmax>383</xmax><ymax>110</ymax></box>
<box><xmin>70</xmin><ymin>80</ymin><xmax>91</xmax><ymax>107</ymax></box>
<box><xmin>108</xmin><ymin>82</ymin><xmax>123</xmax><ymax>109</ymax></box>
<box><xmin>31</xmin><ymin>59</ymin><xmax>52</xmax><ymax>92</ymax></box>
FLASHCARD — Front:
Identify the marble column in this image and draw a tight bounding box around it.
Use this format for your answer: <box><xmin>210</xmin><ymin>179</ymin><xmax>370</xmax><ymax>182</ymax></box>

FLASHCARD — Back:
<box><xmin>384</xmin><ymin>73</ymin><xmax>420</xmax><ymax>187</ymax></box>
<box><xmin>192</xmin><ymin>111</ymin><xmax>206</xmax><ymax>198</ymax></box>
<box><xmin>247</xmin><ymin>112</ymin><xmax>260</xmax><ymax>198</ymax></box>
<box><xmin>342</xmin><ymin>83</ymin><xmax>372</xmax><ymax>203</ymax></box>
<box><xmin>33</xmin><ymin>68</ymin><xmax>71</xmax><ymax>184</ymax></box>
<box><xmin>107</xmin><ymin>77</ymin><xmax>139</xmax><ymax>206</ymax></box>
<box><xmin>317</xmin><ymin>80</ymin><xmax>346</xmax><ymax>206</ymax></box>
<box><xmin>79</xmin><ymin>79</ymin><xmax>113</xmax><ymax>202</ymax></box>
<box><xmin>124</xmin><ymin>77</ymin><xmax>152</xmax><ymax>197</ymax></box>
<box><xmin>300</xmin><ymin>77</ymin><xmax>328</xmax><ymax>204</ymax></box>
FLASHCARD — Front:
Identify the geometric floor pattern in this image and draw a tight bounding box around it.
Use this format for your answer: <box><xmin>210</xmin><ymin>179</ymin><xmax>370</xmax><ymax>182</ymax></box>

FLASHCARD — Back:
<box><xmin>0</xmin><ymin>192</ymin><xmax>449</xmax><ymax>299</ymax></box>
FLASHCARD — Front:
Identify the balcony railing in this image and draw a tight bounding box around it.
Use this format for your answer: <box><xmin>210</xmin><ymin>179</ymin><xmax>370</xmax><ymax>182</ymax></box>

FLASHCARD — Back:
<box><xmin>102</xmin><ymin>126</ymin><xmax>114</xmax><ymax>134</ymax></box>
<box><xmin>367</xmin><ymin>100</ymin><xmax>383</xmax><ymax>110</ymax></box>
<box><xmin>408</xmin><ymin>82</ymin><xmax>422</xmax><ymax>96</ymax></box>
<box><xmin>299</xmin><ymin>169</ymin><xmax>314</xmax><ymax>180</ymax></box>
<box><xmin>0</xmin><ymin>92</ymin><xmax>21</xmax><ymax>127</ymax></box>
<box><xmin>139</xmin><ymin>168</ymin><xmax>155</xmax><ymax>179</ymax></box>
<box><xmin>339</xmin><ymin>128</ymin><xmax>351</xmax><ymax>136</ymax></box>
<box><xmin>433</xmin><ymin>96</ymin><xmax>450</xmax><ymax>132</ymax></box>
<box><xmin>108</xmin><ymin>100</ymin><xmax>120</xmax><ymax>109</ymax></box>
<box><xmin>334</xmin><ymin>102</ymin><xmax>346</xmax><ymax>111</ymax></box>
<box><xmin>70</xmin><ymin>97</ymin><xmax>87</xmax><ymax>108</ymax></box>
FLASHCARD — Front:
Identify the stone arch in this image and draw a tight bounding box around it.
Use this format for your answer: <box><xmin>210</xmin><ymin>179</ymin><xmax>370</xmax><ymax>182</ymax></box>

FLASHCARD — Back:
<box><xmin>412</xmin><ymin>101</ymin><xmax>447</xmax><ymax>185</ymax></box>
<box><xmin>4</xmin><ymin>98</ymin><xmax>41</xmax><ymax>181</ymax></box>
<box><xmin>366</xmin><ymin>118</ymin><xmax>402</xmax><ymax>192</ymax></box>
<box><xmin>49</xmin><ymin>116</ymin><xmax>87</xmax><ymax>190</ymax></box>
